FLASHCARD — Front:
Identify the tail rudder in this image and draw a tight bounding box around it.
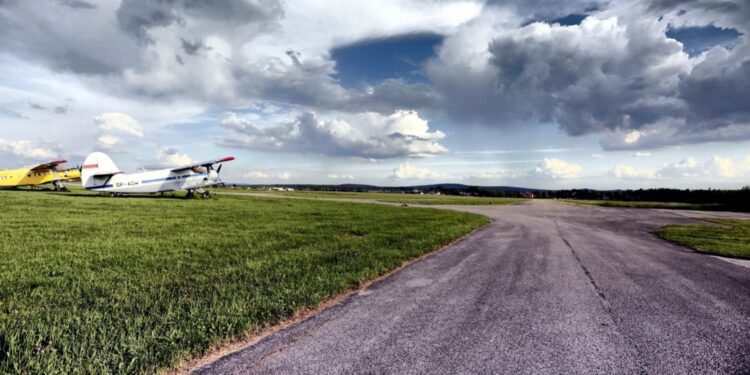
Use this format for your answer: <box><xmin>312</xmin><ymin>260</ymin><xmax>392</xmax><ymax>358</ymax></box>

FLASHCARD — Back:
<box><xmin>81</xmin><ymin>152</ymin><xmax>120</xmax><ymax>188</ymax></box>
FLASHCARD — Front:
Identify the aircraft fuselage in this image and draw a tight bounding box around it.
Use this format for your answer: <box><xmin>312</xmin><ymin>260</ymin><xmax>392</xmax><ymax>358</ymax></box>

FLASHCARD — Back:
<box><xmin>0</xmin><ymin>167</ymin><xmax>80</xmax><ymax>188</ymax></box>
<box><xmin>85</xmin><ymin>169</ymin><xmax>220</xmax><ymax>194</ymax></box>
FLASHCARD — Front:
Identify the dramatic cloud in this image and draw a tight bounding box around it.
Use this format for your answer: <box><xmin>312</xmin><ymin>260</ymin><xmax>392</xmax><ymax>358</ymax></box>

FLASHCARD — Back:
<box><xmin>429</xmin><ymin>11</ymin><xmax>691</xmax><ymax>134</ymax></box>
<box><xmin>0</xmin><ymin>0</ymin><xmax>478</xmax><ymax>108</ymax></box>
<box><xmin>487</xmin><ymin>0</ymin><xmax>608</xmax><ymax>22</ymax></box>
<box><xmin>531</xmin><ymin>158</ymin><xmax>583</xmax><ymax>179</ymax></box>
<box><xmin>115</xmin><ymin>0</ymin><xmax>282</xmax><ymax>44</ymax></box>
<box><xmin>1</xmin><ymin>0</ymin><xmax>749</xmax><ymax>188</ymax></box>
<box><xmin>421</xmin><ymin>1</ymin><xmax>750</xmax><ymax>149</ymax></box>
<box><xmin>219</xmin><ymin>110</ymin><xmax>447</xmax><ymax>159</ymax></box>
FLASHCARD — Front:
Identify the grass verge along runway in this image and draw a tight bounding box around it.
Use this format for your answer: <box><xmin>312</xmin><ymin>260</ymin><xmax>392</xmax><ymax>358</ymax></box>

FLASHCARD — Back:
<box><xmin>657</xmin><ymin>218</ymin><xmax>750</xmax><ymax>259</ymax></box>
<box><xmin>0</xmin><ymin>191</ymin><xmax>487</xmax><ymax>374</ymax></box>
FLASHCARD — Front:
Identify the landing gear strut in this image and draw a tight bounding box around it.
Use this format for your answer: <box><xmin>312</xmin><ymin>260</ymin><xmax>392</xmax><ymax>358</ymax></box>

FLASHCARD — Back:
<box><xmin>53</xmin><ymin>181</ymin><xmax>68</xmax><ymax>192</ymax></box>
<box><xmin>186</xmin><ymin>189</ymin><xmax>212</xmax><ymax>199</ymax></box>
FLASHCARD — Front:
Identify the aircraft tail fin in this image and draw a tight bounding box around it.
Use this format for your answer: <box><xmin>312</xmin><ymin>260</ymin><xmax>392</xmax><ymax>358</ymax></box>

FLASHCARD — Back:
<box><xmin>81</xmin><ymin>152</ymin><xmax>121</xmax><ymax>188</ymax></box>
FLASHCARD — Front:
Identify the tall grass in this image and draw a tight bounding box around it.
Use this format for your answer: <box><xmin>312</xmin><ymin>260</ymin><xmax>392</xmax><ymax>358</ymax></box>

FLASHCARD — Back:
<box><xmin>0</xmin><ymin>191</ymin><xmax>487</xmax><ymax>374</ymax></box>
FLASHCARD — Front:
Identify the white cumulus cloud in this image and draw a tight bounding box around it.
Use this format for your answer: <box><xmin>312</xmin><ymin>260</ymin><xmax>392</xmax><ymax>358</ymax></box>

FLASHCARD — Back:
<box><xmin>94</xmin><ymin>112</ymin><xmax>144</xmax><ymax>138</ymax></box>
<box><xmin>531</xmin><ymin>158</ymin><xmax>583</xmax><ymax>179</ymax></box>
<box><xmin>328</xmin><ymin>174</ymin><xmax>355</xmax><ymax>180</ymax></box>
<box><xmin>155</xmin><ymin>147</ymin><xmax>193</xmax><ymax>166</ymax></box>
<box><xmin>0</xmin><ymin>138</ymin><xmax>58</xmax><ymax>161</ymax></box>
<box><xmin>609</xmin><ymin>165</ymin><xmax>656</xmax><ymax>179</ymax></box>
<box><xmin>219</xmin><ymin>110</ymin><xmax>447</xmax><ymax>159</ymax></box>
<box><xmin>657</xmin><ymin>156</ymin><xmax>737</xmax><ymax>178</ymax></box>
<box><xmin>245</xmin><ymin>170</ymin><xmax>269</xmax><ymax>179</ymax></box>
<box><xmin>94</xmin><ymin>112</ymin><xmax>144</xmax><ymax>152</ymax></box>
<box><xmin>392</xmin><ymin>163</ymin><xmax>447</xmax><ymax>179</ymax></box>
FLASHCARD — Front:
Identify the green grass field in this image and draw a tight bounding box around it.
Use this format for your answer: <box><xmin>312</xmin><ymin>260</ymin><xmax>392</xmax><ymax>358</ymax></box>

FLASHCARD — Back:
<box><xmin>656</xmin><ymin>218</ymin><xmax>750</xmax><ymax>259</ymax></box>
<box><xmin>223</xmin><ymin>189</ymin><xmax>526</xmax><ymax>206</ymax></box>
<box><xmin>0</xmin><ymin>191</ymin><xmax>488</xmax><ymax>374</ymax></box>
<box><xmin>558</xmin><ymin>199</ymin><xmax>721</xmax><ymax>210</ymax></box>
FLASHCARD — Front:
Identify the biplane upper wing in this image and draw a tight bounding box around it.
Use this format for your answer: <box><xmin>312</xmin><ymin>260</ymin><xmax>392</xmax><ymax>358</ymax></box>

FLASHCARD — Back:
<box><xmin>170</xmin><ymin>156</ymin><xmax>235</xmax><ymax>172</ymax></box>
<box><xmin>29</xmin><ymin>160</ymin><xmax>67</xmax><ymax>171</ymax></box>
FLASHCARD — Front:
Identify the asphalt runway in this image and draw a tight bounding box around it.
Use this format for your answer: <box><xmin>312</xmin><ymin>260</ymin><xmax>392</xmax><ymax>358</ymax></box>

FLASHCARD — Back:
<box><xmin>195</xmin><ymin>200</ymin><xmax>750</xmax><ymax>374</ymax></box>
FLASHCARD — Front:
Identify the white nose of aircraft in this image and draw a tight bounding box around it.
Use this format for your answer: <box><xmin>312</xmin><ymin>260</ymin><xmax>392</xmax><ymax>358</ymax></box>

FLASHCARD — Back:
<box><xmin>208</xmin><ymin>170</ymin><xmax>219</xmax><ymax>182</ymax></box>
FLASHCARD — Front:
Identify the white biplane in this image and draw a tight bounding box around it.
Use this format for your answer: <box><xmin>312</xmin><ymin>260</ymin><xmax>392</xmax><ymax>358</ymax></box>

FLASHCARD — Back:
<box><xmin>81</xmin><ymin>152</ymin><xmax>234</xmax><ymax>198</ymax></box>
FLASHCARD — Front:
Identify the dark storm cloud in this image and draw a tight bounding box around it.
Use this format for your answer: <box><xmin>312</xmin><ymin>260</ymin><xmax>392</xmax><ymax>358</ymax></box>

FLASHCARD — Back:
<box><xmin>487</xmin><ymin>0</ymin><xmax>609</xmax><ymax>22</ymax></box>
<box><xmin>646</xmin><ymin>0</ymin><xmax>750</xmax><ymax>31</ymax></box>
<box><xmin>1</xmin><ymin>0</ymin><xmax>748</xmax><ymax>152</ymax></box>
<box><xmin>416</xmin><ymin>0</ymin><xmax>750</xmax><ymax>149</ymax></box>
<box><xmin>116</xmin><ymin>0</ymin><xmax>181</xmax><ymax>44</ymax></box>
<box><xmin>116</xmin><ymin>0</ymin><xmax>282</xmax><ymax>43</ymax></box>
<box><xmin>0</xmin><ymin>1</ymin><xmax>140</xmax><ymax>74</ymax></box>
<box><xmin>344</xmin><ymin>79</ymin><xmax>440</xmax><ymax>114</ymax></box>
<box><xmin>426</xmin><ymin>12</ymin><xmax>689</xmax><ymax>136</ymax></box>
<box><xmin>59</xmin><ymin>0</ymin><xmax>96</xmax><ymax>10</ymax></box>
<box><xmin>180</xmin><ymin>37</ymin><xmax>207</xmax><ymax>55</ymax></box>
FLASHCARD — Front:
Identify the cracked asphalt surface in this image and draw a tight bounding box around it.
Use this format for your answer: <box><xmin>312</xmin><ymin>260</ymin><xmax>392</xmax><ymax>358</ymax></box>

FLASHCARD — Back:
<box><xmin>195</xmin><ymin>200</ymin><xmax>750</xmax><ymax>375</ymax></box>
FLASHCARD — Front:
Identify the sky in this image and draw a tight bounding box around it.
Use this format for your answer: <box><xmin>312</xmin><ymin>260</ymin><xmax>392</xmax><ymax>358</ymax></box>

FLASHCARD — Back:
<box><xmin>0</xmin><ymin>0</ymin><xmax>749</xmax><ymax>189</ymax></box>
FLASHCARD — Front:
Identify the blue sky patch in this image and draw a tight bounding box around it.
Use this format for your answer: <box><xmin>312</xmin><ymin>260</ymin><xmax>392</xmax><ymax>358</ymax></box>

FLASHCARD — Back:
<box><xmin>666</xmin><ymin>25</ymin><xmax>742</xmax><ymax>56</ymax></box>
<box><xmin>332</xmin><ymin>33</ymin><xmax>443</xmax><ymax>88</ymax></box>
<box><xmin>550</xmin><ymin>14</ymin><xmax>588</xmax><ymax>26</ymax></box>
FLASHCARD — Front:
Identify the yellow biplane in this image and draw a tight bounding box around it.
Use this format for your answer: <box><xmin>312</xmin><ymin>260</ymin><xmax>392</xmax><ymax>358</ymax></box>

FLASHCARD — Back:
<box><xmin>0</xmin><ymin>160</ymin><xmax>81</xmax><ymax>191</ymax></box>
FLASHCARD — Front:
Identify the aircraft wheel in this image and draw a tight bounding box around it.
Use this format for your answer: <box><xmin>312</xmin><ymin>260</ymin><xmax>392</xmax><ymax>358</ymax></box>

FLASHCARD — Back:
<box><xmin>201</xmin><ymin>191</ymin><xmax>211</xmax><ymax>199</ymax></box>
<box><xmin>186</xmin><ymin>190</ymin><xmax>195</xmax><ymax>199</ymax></box>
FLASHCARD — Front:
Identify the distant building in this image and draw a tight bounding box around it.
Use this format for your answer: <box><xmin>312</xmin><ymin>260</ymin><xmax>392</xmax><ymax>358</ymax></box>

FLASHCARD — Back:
<box><xmin>520</xmin><ymin>192</ymin><xmax>535</xmax><ymax>199</ymax></box>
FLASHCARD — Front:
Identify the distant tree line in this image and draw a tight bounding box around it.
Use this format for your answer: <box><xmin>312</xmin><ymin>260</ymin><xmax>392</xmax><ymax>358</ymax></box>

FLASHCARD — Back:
<box><xmin>452</xmin><ymin>186</ymin><xmax>750</xmax><ymax>211</ymax></box>
<box><xmin>238</xmin><ymin>183</ymin><xmax>750</xmax><ymax>209</ymax></box>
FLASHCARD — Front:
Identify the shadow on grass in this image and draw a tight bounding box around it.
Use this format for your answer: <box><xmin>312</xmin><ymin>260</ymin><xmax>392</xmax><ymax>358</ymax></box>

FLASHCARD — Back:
<box><xmin>36</xmin><ymin>190</ymin><xmax>194</xmax><ymax>200</ymax></box>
